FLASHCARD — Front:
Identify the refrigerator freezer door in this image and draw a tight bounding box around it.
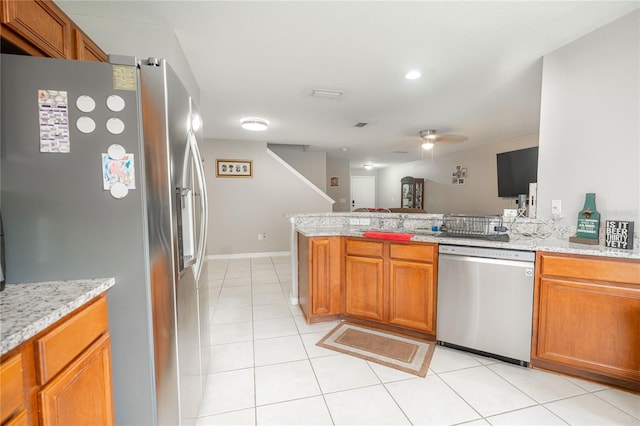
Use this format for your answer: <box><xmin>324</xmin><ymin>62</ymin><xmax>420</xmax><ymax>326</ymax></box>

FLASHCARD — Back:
<box><xmin>1</xmin><ymin>54</ymin><xmax>158</xmax><ymax>425</ymax></box>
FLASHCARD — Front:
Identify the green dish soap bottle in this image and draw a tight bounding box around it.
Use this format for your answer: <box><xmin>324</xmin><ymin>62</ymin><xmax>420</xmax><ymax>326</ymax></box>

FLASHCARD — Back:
<box><xmin>572</xmin><ymin>193</ymin><xmax>600</xmax><ymax>244</ymax></box>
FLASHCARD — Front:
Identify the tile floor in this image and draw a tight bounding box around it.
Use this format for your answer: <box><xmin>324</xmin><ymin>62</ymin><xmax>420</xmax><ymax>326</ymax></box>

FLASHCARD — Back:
<box><xmin>197</xmin><ymin>256</ymin><xmax>640</xmax><ymax>425</ymax></box>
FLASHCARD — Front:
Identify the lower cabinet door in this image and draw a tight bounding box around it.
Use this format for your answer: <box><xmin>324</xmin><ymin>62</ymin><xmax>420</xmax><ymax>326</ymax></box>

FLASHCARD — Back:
<box><xmin>39</xmin><ymin>333</ymin><xmax>114</xmax><ymax>426</ymax></box>
<box><xmin>345</xmin><ymin>255</ymin><xmax>384</xmax><ymax>321</ymax></box>
<box><xmin>388</xmin><ymin>260</ymin><xmax>435</xmax><ymax>333</ymax></box>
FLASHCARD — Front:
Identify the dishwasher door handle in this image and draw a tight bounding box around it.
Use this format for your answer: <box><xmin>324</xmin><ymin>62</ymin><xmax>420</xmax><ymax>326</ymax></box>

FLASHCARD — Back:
<box><xmin>439</xmin><ymin>253</ymin><xmax>534</xmax><ymax>269</ymax></box>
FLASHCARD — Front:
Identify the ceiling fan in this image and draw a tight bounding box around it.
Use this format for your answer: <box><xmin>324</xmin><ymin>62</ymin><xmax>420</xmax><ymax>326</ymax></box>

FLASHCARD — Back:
<box><xmin>418</xmin><ymin>129</ymin><xmax>468</xmax><ymax>150</ymax></box>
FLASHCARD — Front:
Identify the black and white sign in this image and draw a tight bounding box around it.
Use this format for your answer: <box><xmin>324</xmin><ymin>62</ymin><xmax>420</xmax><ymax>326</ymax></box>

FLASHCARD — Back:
<box><xmin>605</xmin><ymin>220</ymin><xmax>634</xmax><ymax>250</ymax></box>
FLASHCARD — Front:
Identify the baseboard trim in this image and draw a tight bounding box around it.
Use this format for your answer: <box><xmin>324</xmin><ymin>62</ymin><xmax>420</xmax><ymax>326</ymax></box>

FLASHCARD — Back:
<box><xmin>206</xmin><ymin>251</ymin><xmax>290</xmax><ymax>260</ymax></box>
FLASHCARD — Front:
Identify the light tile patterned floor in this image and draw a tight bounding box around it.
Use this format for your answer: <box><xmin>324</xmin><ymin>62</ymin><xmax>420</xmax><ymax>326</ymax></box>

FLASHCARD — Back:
<box><xmin>197</xmin><ymin>256</ymin><xmax>640</xmax><ymax>426</ymax></box>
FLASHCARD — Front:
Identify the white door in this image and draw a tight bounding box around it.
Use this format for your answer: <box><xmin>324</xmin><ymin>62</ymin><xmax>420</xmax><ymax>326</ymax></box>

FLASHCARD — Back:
<box><xmin>351</xmin><ymin>176</ymin><xmax>376</xmax><ymax>210</ymax></box>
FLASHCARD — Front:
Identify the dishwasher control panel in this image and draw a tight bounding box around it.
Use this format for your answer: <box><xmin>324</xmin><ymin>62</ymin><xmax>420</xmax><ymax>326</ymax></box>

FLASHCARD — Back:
<box><xmin>438</xmin><ymin>244</ymin><xmax>535</xmax><ymax>262</ymax></box>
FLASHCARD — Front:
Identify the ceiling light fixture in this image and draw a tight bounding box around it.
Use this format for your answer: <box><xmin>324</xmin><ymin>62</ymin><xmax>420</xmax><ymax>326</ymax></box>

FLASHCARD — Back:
<box><xmin>364</xmin><ymin>163</ymin><xmax>374</xmax><ymax>170</ymax></box>
<box><xmin>240</xmin><ymin>117</ymin><xmax>269</xmax><ymax>131</ymax></box>
<box><xmin>404</xmin><ymin>70</ymin><xmax>422</xmax><ymax>80</ymax></box>
<box><xmin>422</xmin><ymin>141</ymin><xmax>434</xmax><ymax>150</ymax></box>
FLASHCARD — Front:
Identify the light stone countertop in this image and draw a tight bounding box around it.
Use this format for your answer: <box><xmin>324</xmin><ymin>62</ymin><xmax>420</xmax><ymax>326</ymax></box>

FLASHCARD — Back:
<box><xmin>295</xmin><ymin>225</ymin><xmax>640</xmax><ymax>259</ymax></box>
<box><xmin>0</xmin><ymin>278</ymin><xmax>115</xmax><ymax>356</ymax></box>
<box><xmin>291</xmin><ymin>211</ymin><xmax>640</xmax><ymax>260</ymax></box>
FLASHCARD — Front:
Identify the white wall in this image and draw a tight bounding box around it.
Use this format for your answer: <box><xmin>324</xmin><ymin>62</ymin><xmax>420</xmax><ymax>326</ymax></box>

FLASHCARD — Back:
<box><xmin>62</xmin><ymin>14</ymin><xmax>200</xmax><ymax>104</ymax></box>
<box><xmin>378</xmin><ymin>134</ymin><xmax>538</xmax><ymax>214</ymax></box>
<box><xmin>537</xmin><ymin>10</ymin><xmax>639</xmax><ymax>227</ymax></box>
<box><xmin>201</xmin><ymin>139</ymin><xmax>333</xmax><ymax>256</ymax></box>
<box><xmin>267</xmin><ymin>144</ymin><xmax>327</xmax><ymax>191</ymax></box>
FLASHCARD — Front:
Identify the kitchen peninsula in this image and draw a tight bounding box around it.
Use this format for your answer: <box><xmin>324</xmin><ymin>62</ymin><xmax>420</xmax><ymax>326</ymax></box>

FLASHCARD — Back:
<box><xmin>289</xmin><ymin>212</ymin><xmax>640</xmax><ymax>392</ymax></box>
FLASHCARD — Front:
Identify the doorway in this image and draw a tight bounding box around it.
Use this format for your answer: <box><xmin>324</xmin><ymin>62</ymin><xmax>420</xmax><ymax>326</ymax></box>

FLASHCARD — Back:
<box><xmin>350</xmin><ymin>176</ymin><xmax>376</xmax><ymax>211</ymax></box>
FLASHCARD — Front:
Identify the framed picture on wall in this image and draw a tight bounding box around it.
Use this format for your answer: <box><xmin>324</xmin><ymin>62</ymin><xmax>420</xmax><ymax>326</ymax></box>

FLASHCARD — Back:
<box><xmin>330</xmin><ymin>176</ymin><xmax>340</xmax><ymax>187</ymax></box>
<box><xmin>216</xmin><ymin>159</ymin><xmax>253</xmax><ymax>178</ymax></box>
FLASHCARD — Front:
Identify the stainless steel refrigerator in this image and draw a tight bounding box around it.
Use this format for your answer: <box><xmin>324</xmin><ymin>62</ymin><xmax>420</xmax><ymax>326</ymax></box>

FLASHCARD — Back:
<box><xmin>1</xmin><ymin>53</ymin><xmax>210</xmax><ymax>425</ymax></box>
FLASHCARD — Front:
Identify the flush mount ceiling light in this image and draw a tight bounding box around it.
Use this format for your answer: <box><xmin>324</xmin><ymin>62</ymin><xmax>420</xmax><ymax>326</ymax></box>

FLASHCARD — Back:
<box><xmin>240</xmin><ymin>117</ymin><xmax>269</xmax><ymax>131</ymax></box>
<box><xmin>364</xmin><ymin>163</ymin><xmax>374</xmax><ymax>170</ymax></box>
<box><xmin>404</xmin><ymin>70</ymin><xmax>422</xmax><ymax>80</ymax></box>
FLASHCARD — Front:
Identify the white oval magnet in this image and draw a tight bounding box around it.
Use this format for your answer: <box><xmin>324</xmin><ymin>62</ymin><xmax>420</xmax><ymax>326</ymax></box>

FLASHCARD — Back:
<box><xmin>76</xmin><ymin>116</ymin><xmax>96</xmax><ymax>134</ymax></box>
<box><xmin>106</xmin><ymin>95</ymin><xmax>125</xmax><ymax>112</ymax></box>
<box><xmin>106</xmin><ymin>118</ymin><xmax>125</xmax><ymax>135</ymax></box>
<box><xmin>76</xmin><ymin>95</ymin><xmax>96</xmax><ymax>112</ymax></box>
<box><xmin>107</xmin><ymin>144</ymin><xmax>126</xmax><ymax>160</ymax></box>
<box><xmin>110</xmin><ymin>182</ymin><xmax>128</xmax><ymax>199</ymax></box>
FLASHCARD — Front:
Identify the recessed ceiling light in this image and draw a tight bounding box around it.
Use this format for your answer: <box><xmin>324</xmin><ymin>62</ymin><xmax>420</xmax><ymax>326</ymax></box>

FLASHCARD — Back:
<box><xmin>341</xmin><ymin>148</ymin><xmax>349</xmax><ymax>152</ymax></box>
<box><xmin>240</xmin><ymin>117</ymin><xmax>269</xmax><ymax>131</ymax></box>
<box><xmin>404</xmin><ymin>70</ymin><xmax>421</xmax><ymax>80</ymax></box>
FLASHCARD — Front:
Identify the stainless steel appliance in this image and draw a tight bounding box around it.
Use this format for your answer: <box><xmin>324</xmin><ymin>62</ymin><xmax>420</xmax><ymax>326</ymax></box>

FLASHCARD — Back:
<box><xmin>436</xmin><ymin>245</ymin><xmax>535</xmax><ymax>366</ymax></box>
<box><xmin>1</xmin><ymin>54</ymin><xmax>209</xmax><ymax>425</ymax></box>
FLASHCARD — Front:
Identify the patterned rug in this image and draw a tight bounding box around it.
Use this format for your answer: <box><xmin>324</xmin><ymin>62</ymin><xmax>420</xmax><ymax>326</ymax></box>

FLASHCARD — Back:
<box><xmin>317</xmin><ymin>322</ymin><xmax>435</xmax><ymax>377</ymax></box>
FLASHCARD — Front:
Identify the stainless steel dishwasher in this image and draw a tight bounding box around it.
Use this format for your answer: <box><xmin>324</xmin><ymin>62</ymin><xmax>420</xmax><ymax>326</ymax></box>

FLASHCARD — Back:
<box><xmin>436</xmin><ymin>244</ymin><xmax>535</xmax><ymax>366</ymax></box>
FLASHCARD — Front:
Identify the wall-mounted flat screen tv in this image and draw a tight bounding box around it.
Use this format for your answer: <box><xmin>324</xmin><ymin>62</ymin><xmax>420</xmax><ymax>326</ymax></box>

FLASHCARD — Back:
<box><xmin>496</xmin><ymin>146</ymin><xmax>539</xmax><ymax>197</ymax></box>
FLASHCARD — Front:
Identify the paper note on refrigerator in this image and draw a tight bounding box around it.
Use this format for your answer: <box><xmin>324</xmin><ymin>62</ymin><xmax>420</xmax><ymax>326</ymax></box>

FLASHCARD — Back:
<box><xmin>38</xmin><ymin>89</ymin><xmax>70</xmax><ymax>153</ymax></box>
<box><xmin>102</xmin><ymin>153</ymin><xmax>136</xmax><ymax>190</ymax></box>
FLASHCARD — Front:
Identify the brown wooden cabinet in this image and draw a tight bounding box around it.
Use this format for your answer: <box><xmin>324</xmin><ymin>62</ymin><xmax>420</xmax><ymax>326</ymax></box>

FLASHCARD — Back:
<box><xmin>0</xmin><ymin>347</ymin><xmax>36</xmax><ymax>426</ymax></box>
<box><xmin>345</xmin><ymin>239</ymin><xmax>385</xmax><ymax>321</ymax></box>
<box><xmin>39</xmin><ymin>333</ymin><xmax>113</xmax><ymax>426</ymax></box>
<box><xmin>532</xmin><ymin>252</ymin><xmax>640</xmax><ymax>391</ymax></box>
<box><xmin>0</xmin><ymin>294</ymin><xmax>114</xmax><ymax>426</ymax></box>
<box><xmin>388</xmin><ymin>243</ymin><xmax>437</xmax><ymax>334</ymax></box>
<box><xmin>298</xmin><ymin>234</ymin><xmax>343</xmax><ymax>322</ymax></box>
<box><xmin>344</xmin><ymin>238</ymin><xmax>438</xmax><ymax>335</ymax></box>
<box><xmin>1</xmin><ymin>0</ymin><xmax>107</xmax><ymax>61</ymax></box>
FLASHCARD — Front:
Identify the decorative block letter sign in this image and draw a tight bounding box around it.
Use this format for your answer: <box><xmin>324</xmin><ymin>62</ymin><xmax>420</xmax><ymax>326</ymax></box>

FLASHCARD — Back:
<box><xmin>605</xmin><ymin>220</ymin><xmax>634</xmax><ymax>250</ymax></box>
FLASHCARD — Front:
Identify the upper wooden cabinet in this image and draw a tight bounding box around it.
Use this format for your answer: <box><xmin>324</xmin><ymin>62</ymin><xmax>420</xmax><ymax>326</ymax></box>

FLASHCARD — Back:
<box><xmin>532</xmin><ymin>252</ymin><xmax>640</xmax><ymax>391</ymax></box>
<box><xmin>73</xmin><ymin>27</ymin><xmax>107</xmax><ymax>62</ymax></box>
<box><xmin>1</xmin><ymin>0</ymin><xmax>107</xmax><ymax>61</ymax></box>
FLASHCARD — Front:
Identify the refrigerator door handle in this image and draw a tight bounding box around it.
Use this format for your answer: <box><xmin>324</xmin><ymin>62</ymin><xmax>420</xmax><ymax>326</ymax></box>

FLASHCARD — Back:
<box><xmin>189</xmin><ymin>131</ymin><xmax>208</xmax><ymax>282</ymax></box>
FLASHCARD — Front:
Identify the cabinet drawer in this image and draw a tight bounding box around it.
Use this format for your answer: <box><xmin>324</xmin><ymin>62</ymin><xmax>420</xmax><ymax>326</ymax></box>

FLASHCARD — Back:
<box><xmin>36</xmin><ymin>295</ymin><xmax>109</xmax><ymax>384</ymax></box>
<box><xmin>0</xmin><ymin>353</ymin><xmax>25</xmax><ymax>423</ymax></box>
<box><xmin>538</xmin><ymin>252</ymin><xmax>640</xmax><ymax>285</ymax></box>
<box><xmin>390</xmin><ymin>243</ymin><xmax>435</xmax><ymax>263</ymax></box>
<box><xmin>346</xmin><ymin>239</ymin><xmax>383</xmax><ymax>257</ymax></box>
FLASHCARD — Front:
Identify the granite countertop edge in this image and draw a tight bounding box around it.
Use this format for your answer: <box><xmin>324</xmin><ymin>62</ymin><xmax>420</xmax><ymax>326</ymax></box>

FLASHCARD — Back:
<box><xmin>0</xmin><ymin>277</ymin><xmax>116</xmax><ymax>356</ymax></box>
<box><xmin>295</xmin><ymin>226</ymin><xmax>640</xmax><ymax>260</ymax></box>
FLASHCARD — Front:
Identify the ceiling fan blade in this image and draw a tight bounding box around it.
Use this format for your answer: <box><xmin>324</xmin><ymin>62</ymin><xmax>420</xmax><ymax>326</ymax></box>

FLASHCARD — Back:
<box><xmin>435</xmin><ymin>134</ymin><xmax>468</xmax><ymax>143</ymax></box>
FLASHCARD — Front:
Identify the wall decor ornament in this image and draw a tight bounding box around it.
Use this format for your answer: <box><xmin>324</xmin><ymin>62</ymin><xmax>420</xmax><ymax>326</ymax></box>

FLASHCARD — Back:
<box><xmin>452</xmin><ymin>165</ymin><xmax>467</xmax><ymax>185</ymax></box>
<box><xmin>216</xmin><ymin>159</ymin><xmax>253</xmax><ymax>178</ymax></box>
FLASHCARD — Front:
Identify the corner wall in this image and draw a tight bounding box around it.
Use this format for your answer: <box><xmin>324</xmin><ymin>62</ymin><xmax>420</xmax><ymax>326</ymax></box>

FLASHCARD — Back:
<box><xmin>201</xmin><ymin>139</ymin><xmax>333</xmax><ymax>255</ymax></box>
<box><xmin>537</xmin><ymin>10</ymin><xmax>639</xmax><ymax>225</ymax></box>
<box><xmin>61</xmin><ymin>13</ymin><xmax>200</xmax><ymax>104</ymax></box>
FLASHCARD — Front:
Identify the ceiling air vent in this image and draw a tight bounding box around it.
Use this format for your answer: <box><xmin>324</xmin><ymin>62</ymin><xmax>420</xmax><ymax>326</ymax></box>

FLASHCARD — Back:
<box><xmin>311</xmin><ymin>89</ymin><xmax>343</xmax><ymax>99</ymax></box>
<box><xmin>353</xmin><ymin>122</ymin><xmax>368</xmax><ymax>128</ymax></box>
